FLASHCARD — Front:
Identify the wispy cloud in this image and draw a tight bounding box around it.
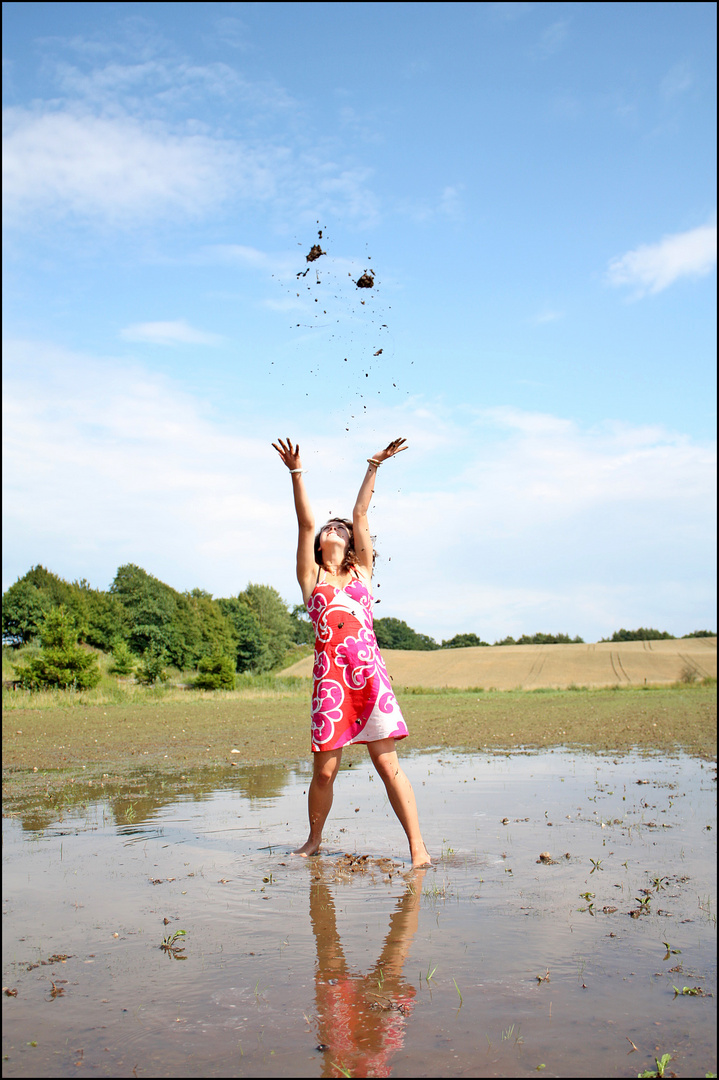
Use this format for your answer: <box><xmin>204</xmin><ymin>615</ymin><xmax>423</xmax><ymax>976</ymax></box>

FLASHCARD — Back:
<box><xmin>532</xmin><ymin>308</ymin><xmax>564</xmax><ymax>324</ymax></box>
<box><xmin>533</xmin><ymin>19</ymin><xmax>570</xmax><ymax>58</ymax></box>
<box><xmin>607</xmin><ymin>218</ymin><xmax>717</xmax><ymax>296</ymax></box>
<box><xmin>2</xmin><ymin>40</ymin><xmax>381</xmax><ymax>230</ymax></box>
<box><xmin>2</xmin><ymin>108</ymin><xmax>254</xmax><ymax>225</ymax></box>
<box><xmin>661</xmin><ymin>61</ymin><xmax>694</xmax><ymax>100</ymax></box>
<box><xmin>120</xmin><ymin>320</ymin><xmax>224</xmax><ymax>346</ymax></box>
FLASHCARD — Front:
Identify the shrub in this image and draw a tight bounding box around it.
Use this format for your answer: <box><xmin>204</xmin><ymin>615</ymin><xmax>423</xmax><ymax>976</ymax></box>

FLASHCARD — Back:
<box><xmin>14</xmin><ymin>607</ymin><xmax>101</xmax><ymax>690</ymax></box>
<box><xmin>193</xmin><ymin>653</ymin><xmax>236</xmax><ymax>691</ymax></box>
<box><xmin>108</xmin><ymin>639</ymin><xmax>135</xmax><ymax>676</ymax></box>
<box><xmin>136</xmin><ymin>645</ymin><xmax>169</xmax><ymax>686</ymax></box>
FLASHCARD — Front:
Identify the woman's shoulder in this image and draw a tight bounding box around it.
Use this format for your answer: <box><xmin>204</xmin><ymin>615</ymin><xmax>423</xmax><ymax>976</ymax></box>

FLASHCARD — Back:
<box><xmin>351</xmin><ymin>563</ymin><xmax>372</xmax><ymax>589</ymax></box>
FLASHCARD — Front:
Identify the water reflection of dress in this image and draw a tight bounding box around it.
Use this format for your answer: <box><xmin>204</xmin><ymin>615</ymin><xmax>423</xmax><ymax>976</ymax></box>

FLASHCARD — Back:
<box><xmin>310</xmin><ymin>865</ymin><xmax>421</xmax><ymax>1078</ymax></box>
<box><xmin>307</xmin><ymin>568</ymin><xmax>409</xmax><ymax>752</ymax></box>
<box><xmin>314</xmin><ymin>977</ymin><xmax>414</xmax><ymax>1077</ymax></box>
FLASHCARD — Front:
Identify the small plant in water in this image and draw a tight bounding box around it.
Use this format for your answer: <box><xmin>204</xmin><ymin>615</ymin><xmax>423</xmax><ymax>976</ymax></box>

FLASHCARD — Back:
<box><xmin>638</xmin><ymin>1052</ymin><xmax>672</xmax><ymax>1078</ymax></box>
<box><xmin>160</xmin><ymin>929</ymin><xmax>186</xmax><ymax>957</ymax></box>
<box><xmin>662</xmin><ymin>941</ymin><xmax>681</xmax><ymax>960</ymax></box>
<box><xmin>673</xmin><ymin>985</ymin><xmax>705</xmax><ymax>997</ymax></box>
<box><xmin>590</xmin><ymin>857</ymin><xmax>603</xmax><ymax>873</ymax></box>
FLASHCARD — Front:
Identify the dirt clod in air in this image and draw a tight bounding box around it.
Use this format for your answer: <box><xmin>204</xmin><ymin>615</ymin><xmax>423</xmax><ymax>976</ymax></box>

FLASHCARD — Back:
<box><xmin>373</xmin><ymin>349</ymin><xmax>383</xmax><ymax>356</ymax></box>
<box><xmin>306</xmin><ymin>244</ymin><xmax>325</xmax><ymax>263</ymax></box>
<box><xmin>355</xmin><ymin>271</ymin><xmax>375</xmax><ymax>289</ymax></box>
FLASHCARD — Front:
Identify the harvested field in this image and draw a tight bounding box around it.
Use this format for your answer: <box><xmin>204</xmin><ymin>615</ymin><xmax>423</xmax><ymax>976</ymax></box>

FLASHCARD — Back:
<box><xmin>283</xmin><ymin>636</ymin><xmax>717</xmax><ymax>690</ymax></box>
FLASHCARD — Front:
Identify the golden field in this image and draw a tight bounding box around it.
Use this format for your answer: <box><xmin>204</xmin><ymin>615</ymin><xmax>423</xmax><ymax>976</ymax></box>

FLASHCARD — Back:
<box><xmin>282</xmin><ymin>636</ymin><xmax>717</xmax><ymax>690</ymax></box>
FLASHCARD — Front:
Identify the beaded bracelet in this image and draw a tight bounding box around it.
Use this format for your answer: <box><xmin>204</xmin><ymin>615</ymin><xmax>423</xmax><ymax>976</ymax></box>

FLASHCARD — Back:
<box><xmin>367</xmin><ymin>458</ymin><xmax>382</xmax><ymax>467</ymax></box>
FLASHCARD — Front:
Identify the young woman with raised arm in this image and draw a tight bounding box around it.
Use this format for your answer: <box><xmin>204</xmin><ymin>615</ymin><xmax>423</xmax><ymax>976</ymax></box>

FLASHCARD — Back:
<box><xmin>272</xmin><ymin>436</ymin><xmax>431</xmax><ymax>869</ymax></box>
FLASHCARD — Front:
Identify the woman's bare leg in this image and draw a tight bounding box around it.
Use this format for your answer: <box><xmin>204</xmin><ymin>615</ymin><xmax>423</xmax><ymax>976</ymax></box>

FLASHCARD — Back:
<box><xmin>367</xmin><ymin>739</ymin><xmax>431</xmax><ymax>868</ymax></box>
<box><xmin>293</xmin><ymin>748</ymin><xmax>343</xmax><ymax>857</ymax></box>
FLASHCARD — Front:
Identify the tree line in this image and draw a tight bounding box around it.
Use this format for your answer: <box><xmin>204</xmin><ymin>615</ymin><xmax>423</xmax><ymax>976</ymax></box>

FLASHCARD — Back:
<box><xmin>2</xmin><ymin>564</ymin><xmax>714</xmax><ymax>691</ymax></box>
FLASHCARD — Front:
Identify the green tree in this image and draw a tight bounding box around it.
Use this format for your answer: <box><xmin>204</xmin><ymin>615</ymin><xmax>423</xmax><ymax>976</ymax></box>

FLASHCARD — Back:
<box><xmin>110</xmin><ymin>564</ymin><xmax>178</xmax><ymax>659</ymax></box>
<box><xmin>193</xmin><ymin>653</ymin><xmax>236</xmax><ymax>690</ymax></box>
<box><xmin>186</xmin><ymin>589</ymin><xmax>238</xmax><ymax>660</ymax></box>
<box><xmin>515</xmin><ymin>632</ymin><xmax>585</xmax><ymax>645</ymax></box>
<box><xmin>441</xmin><ymin>633</ymin><xmax>489</xmax><ymax>648</ymax></box>
<box><xmin>2</xmin><ymin>579</ymin><xmax>51</xmax><ymax>646</ymax></box>
<box><xmin>136</xmin><ymin>644</ymin><xmax>169</xmax><ymax>686</ymax></box>
<box><xmin>108</xmin><ymin>639</ymin><xmax>135</xmax><ymax>676</ymax></box>
<box><xmin>80</xmin><ymin>586</ymin><xmax>127</xmax><ymax>651</ymax></box>
<box><xmin>682</xmin><ymin>630</ymin><xmax>716</xmax><ymax>638</ymax></box>
<box><xmin>601</xmin><ymin>628</ymin><xmax>675</xmax><ymax>642</ymax></box>
<box><xmin>289</xmin><ymin>602</ymin><xmax>314</xmax><ymax>645</ymax></box>
<box><xmin>374</xmin><ymin>617</ymin><xmax>439</xmax><ymax>651</ymax></box>
<box><xmin>15</xmin><ymin>607</ymin><xmax>101</xmax><ymax>690</ymax></box>
<box><xmin>236</xmin><ymin>583</ymin><xmax>294</xmax><ymax>669</ymax></box>
<box><xmin>218</xmin><ymin>598</ymin><xmax>270</xmax><ymax>672</ymax></box>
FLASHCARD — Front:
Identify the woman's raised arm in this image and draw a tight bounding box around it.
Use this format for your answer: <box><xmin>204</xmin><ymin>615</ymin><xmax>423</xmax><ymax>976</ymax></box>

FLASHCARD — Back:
<box><xmin>272</xmin><ymin>437</ymin><xmax>317</xmax><ymax>603</ymax></box>
<box><xmin>353</xmin><ymin>438</ymin><xmax>408</xmax><ymax>578</ymax></box>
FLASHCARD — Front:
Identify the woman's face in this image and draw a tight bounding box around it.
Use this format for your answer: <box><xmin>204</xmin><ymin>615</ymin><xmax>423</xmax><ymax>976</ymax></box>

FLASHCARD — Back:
<box><xmin>320</xmin><ymin>521</ymin><xmax>350</xmax><ymax>547</ymax></box>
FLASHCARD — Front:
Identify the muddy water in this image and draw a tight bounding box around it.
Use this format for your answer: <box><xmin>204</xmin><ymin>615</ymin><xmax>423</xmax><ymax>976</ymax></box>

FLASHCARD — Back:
<box><xmin>2</xmin><ymin>750</ymin><xmax>716</xmax><ymax>1078</ymax></box>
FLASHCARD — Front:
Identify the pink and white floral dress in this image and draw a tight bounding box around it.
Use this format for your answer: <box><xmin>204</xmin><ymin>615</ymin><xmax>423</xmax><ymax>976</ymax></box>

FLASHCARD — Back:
<box><xmin>307</xmin><ymin>568</ymin><xmax>409</xmax><ymax>752</ymax></box>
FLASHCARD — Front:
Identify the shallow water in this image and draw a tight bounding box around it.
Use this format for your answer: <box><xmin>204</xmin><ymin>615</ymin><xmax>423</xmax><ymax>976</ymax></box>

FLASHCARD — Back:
<box><xmin>2</xmin><ymin>749</ymin><xmax>716</xmax><ymax>1078</ymax></box>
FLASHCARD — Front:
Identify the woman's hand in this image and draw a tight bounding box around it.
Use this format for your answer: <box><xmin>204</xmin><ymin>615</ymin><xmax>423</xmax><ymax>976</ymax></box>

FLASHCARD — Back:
<box><xmin>272</xmin><ymin>437</ymin><xmax>303</xmax><ymax>472</ymax></box>
<box><xmin>372</xmin><ymin>437</ymin><xmax>408</xmax><ymax>464</ymax></box>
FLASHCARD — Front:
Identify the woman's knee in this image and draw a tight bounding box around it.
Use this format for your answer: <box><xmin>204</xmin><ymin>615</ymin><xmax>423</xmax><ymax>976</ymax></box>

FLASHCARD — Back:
<box><xmin>372</xmin><ymin>752</ymin><xmax>400</xmax><ymax>785</ymax></box>
<box><xmin>313</xmin><ymin>753</ymin><xmax>341</xmax><ymax>787</ymax></box>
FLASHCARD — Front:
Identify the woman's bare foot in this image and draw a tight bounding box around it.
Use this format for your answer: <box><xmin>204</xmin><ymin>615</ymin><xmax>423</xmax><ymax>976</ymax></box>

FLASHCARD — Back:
<box><xmin>411</xmin><ymin>842</ymin><xmax>432</xmax><ymax>869</ymax></box>
<box><xmin>292</xmin><ymin>837</ymin><xmax>322</xmax><ymax>857</ymax></box>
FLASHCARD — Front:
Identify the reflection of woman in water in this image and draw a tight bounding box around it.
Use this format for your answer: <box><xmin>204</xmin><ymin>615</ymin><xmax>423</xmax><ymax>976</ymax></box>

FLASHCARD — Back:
<box><xmin>309</xmin><ymin>863</ymin><xmax>426</xmax><ymax>1077</ymax></box>
<box><xmin>272</xmin><ymin>437</ymin><xmax>431</xmax><ymax>868</ymax></box>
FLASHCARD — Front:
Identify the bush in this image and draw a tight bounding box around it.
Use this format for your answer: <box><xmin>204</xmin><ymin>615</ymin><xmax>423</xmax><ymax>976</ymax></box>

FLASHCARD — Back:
<box><xmin>108</xmin><ymin>640</ymin><xmax>135</xmax><ymax>676</ymax></box>
<box><xmin>193</xmin><ymin>653</ymin><xmax>236</xmax><ymax>690</ymax></box>
<box><xmin>136</xmin><ymin>645</ymin><xmax>169</xmax><ymax>686</ymax></box>
<box><xmin>601</xmin><ymin>628</ymin><xmax>675</xmax><ymax>642</ymax></box>
<box><xmin>14</xmin><ymin>607</ymin><xmax>101</xmax><ymax>691</ymax></box>
<box><xmin>441</xmin><ymin>633</ymin><xmax>489</xmax><ymax>648</ymax></box>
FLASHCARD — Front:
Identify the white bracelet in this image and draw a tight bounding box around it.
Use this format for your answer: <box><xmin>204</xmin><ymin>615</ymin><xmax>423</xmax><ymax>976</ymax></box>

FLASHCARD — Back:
<box><xmin>289</xmin><ymin>468</ymin><xmax>305</xmax><ymax>474</ymax></box>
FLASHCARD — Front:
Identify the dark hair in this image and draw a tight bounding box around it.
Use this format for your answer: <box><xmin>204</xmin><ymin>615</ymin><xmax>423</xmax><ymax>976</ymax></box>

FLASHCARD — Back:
<box><xmin>314</xmin><ymin>518</ymin><xmax>377</xmax><ymax>572</ymax></box>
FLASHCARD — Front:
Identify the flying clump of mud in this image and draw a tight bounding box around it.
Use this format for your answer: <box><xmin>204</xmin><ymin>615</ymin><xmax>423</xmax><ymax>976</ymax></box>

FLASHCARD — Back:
<box><xmin>355</xmin><ymin>270</ymin><xmax>375</xmax><ymax>289</ymax></box>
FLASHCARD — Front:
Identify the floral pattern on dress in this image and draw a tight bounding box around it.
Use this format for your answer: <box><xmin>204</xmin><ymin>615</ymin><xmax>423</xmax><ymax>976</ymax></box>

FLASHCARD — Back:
<box><xmin>306</xmin><ymin>570</ymin><xmax>408</xmax><ymax>752</ymax></box>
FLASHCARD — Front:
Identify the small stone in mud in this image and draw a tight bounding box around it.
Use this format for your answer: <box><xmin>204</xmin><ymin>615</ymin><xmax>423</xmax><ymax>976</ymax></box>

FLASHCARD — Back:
<box><xmin>355</xmin><ymin>271</ymin><xmax>375</xmax><ymax>288</ymax></box>
<box><xmin>537</xmin><ymin>852</ymin><xmax>557</xmax><ymax>864</ymax></box>
<box><xmin>306</xmin><ymin>244</ymin><xmax>325</xmax><ymax>263</ymax></box>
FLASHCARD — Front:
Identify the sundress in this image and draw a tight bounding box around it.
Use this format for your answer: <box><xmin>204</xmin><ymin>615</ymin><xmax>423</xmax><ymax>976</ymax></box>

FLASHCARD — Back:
<box><xmin>307</xmin><ymin>568</ymin><xmax>409</xmax><ymax>752</ymax></box>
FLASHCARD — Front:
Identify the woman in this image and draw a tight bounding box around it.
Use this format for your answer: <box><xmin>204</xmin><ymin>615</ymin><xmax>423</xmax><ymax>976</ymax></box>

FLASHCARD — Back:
<box><xmin>272</xmin><ymin>436</ymin><xmax>431</xmax><ymax>868</ymax></box>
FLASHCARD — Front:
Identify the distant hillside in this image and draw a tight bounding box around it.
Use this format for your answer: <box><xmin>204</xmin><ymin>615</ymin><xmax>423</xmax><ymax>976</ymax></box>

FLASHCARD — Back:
<box><xmin>282</xmin><ymin>637</ymin><xmax>717</xmax><ymax>690</ymax></box>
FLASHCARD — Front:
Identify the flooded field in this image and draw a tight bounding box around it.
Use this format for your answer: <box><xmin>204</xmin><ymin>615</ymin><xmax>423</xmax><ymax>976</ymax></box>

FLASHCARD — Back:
<box><xmin>2</xmin><ymin>748</ymin><xmax>716</xmax><ymax>1078</ymax></box>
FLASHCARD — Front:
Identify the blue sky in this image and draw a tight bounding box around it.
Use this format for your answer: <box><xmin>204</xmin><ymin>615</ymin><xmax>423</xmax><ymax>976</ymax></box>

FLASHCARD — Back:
<box><xmin>3</xmin><ymin>1</ymin><xmax>716</xmax><ymax>642</ymax></box>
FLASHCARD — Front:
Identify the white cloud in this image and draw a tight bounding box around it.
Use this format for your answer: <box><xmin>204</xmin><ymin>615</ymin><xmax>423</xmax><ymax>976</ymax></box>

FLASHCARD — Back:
<box><xmin>2</xmin><ymin>107</ymin><xmax>259</xmax><ymax>225</ymax></box>
<box><xmin>607</xmin><ymin>219</ymin><xmax>717</xmax><ymax>296</ymax></box>
<box><xmin>120</xmin><ymin>320</ymin><xmax>224</xmax><ymax>346</ymax></box>
<box><xmin>2</xmin><ymin>345</ymin><xmax>715</xmax><ymax>641</ymax></box>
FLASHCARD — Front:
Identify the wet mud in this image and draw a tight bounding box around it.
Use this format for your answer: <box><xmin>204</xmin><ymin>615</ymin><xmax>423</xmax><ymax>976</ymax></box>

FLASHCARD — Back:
<box><xmin>2</xmin><ymin>749</ymin><xmax>716</xmax><ymax>1078</ymax></box>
